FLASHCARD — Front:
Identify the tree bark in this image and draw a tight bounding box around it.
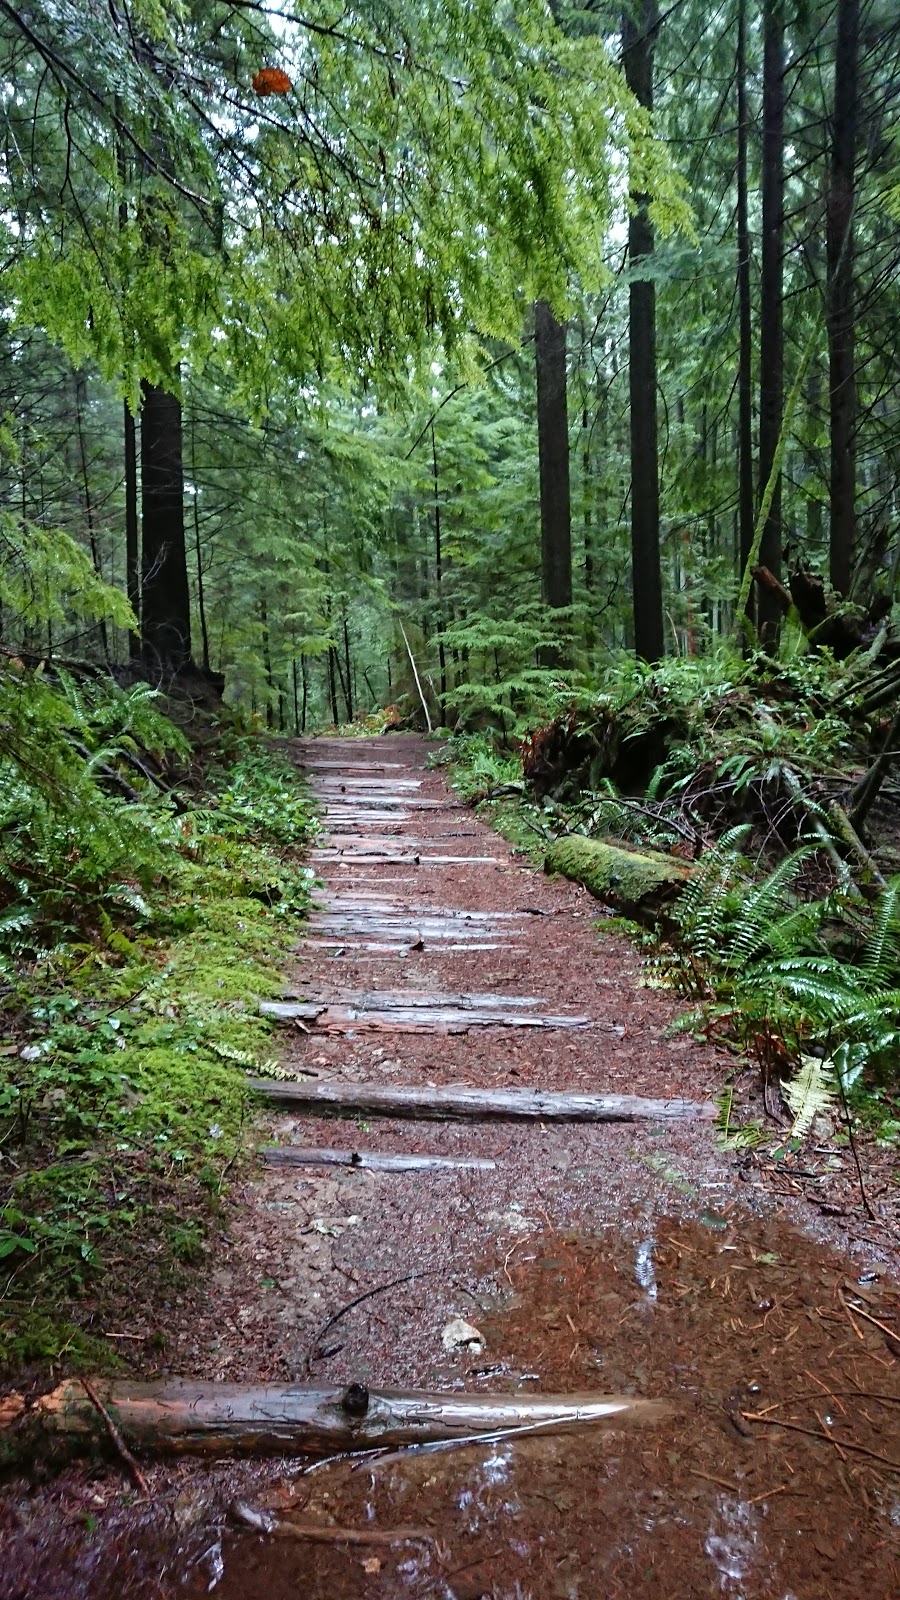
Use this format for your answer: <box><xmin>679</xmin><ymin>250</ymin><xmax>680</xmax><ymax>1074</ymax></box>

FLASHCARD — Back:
<box><xmin>13</xmin><ymin>1380</ymin><xmax>665</xmax><ymax>1458</ymax></box>
<box><xmin>249</xmin><ymin>1077</ymin><xmax>716</xmax><ymax>1122</ymax></box>
<box><xmin>623</xmin><ymin>1</ymin><xmax>664</xmax><ymax>663</ymax></box>
<box><xmin>736</xmin><ymin>0</ymin><xmax>755</xmax><ymax>583</ymax></box>
<box><xmin>261</xmin><ymin>1147</ymin><xmax>497</xmax><ymax>1172</ymax></box>
<box><xmin>535</xmin><ymin>299</ymin><xmax>572</xmax><ymax>660</ymax></box>
<box><xmin>140</xmin><ymin>380</ymin><xmax>193</xmax><ymax>678</ymax></box>
<box><xmin>123</xmin><ymin>402</ymin><xmax>141</xmax><ymax>665</ymax></box>
<box><xmin>757</xmin><ymin>0</ymin><xmax>785</xmax><ymax>644</ymax></box>
<box><xmin>827</xmin><ymin>0</ymin><xmax>859</xmax><ymax>597</ymax></box>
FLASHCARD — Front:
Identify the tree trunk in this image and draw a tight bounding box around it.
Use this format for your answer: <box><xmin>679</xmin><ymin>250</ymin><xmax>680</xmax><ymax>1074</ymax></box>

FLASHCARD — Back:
<box><xmin>757</xmin><ymin>0</ymin><xmax>785</xmax><ymax>644</ymax></box>
<box><xmin>827</xmin><ymin>0</ymin><xmax>859</xmax><ymax>597</ymax></box>
<box><xmin>73</xmin><ymin>374</ymin><xmax>110</xmax><ymax>665</ymax></box>
<box><xmin>736</xmin><ymin>0</ymin><xmax>755</xmax><ymax>583</ymax></box>
<box><xmin>623</xmin><ymin>1</ymin><xmax>664</xmax><ymax>663</ymax></box>
<box><xmin>140</xmin><ymin>380</ymin><xmax>193</xmax><ymax>678</ymax></box>
<box><xmin>123</xmin><ymin>403</ymin><xmax>140</xmax><ymax>665</ymax></box>
<box><xmin>535</xmin><ymin>299</ymin><xmax>572</xmax><ymax>661</ymax></box>
<box><xmin>431</xmin><ymin>425</ymin><xmax>448</xmax><ymax>718</ymax></box>
<box><xmin>189</xmin><ymin>407</ymin><xmax>211</xmax><ymax>672</ymax></box>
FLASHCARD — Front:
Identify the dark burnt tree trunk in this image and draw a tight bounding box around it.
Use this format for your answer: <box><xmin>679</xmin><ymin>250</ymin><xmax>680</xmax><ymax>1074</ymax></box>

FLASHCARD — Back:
<box><xmin>827</xmin><ymin>0</ymin><xmax>859</xmax><ymax>597</ymax></box>
<box><xmin>534</xmin><ymin>299</ymin><xmax>572</xmax><ymax>662</ymax></box>
<box><xmin>623</xmin><ymin>1</ymin><xmax>664</xmax><ymax>663</ymax></box>
<box><xmin>124</xmin><ymin>404</ymin><xmax>140</xmax><ymax>665</ymax></box>
<box><xmin>757</xmin><ymin>0</ymin><xmax>785</xmax><ymax>644</ymax></box>
<box><xmin>140</xmin><ymin>381</ymin><xmax>193</xmax><ymax>678</ymax></box>
<box><xmin>736</xmin><ymin>0</ymin><xmax>755</xmax><ymax>585</ymax></box>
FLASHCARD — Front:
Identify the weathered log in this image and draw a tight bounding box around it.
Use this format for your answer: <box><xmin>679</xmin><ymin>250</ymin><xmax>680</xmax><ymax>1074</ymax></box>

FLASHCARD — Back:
<box><xmin>261</xmin><ymin>1146</ymin><xmax>497</xmax><ymax>1171</ymax></box>
<box><xmin>545</xmin><ymin>835</ymin><xmax>694</xmax><ymax>916</ymax></box>
<box><xmin>248</xmin><ymin>1077</ymin><xmax>716</xmax><ymax>1122</ymax></box>
<box><xmin>260</xmin><ymin>997</ymin><xmax>591</xmax><ymax>1032</ymax></box>
<box><xmin>12</xmin><ymin>1381</ymin><xmax>666</xmax><ymax>1457</ymax></box>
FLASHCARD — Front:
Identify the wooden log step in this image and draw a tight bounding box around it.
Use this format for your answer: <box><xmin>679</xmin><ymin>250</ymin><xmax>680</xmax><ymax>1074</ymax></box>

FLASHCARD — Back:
<box><xmin>305</xmin><ymin>934</ymin><xmax>518</xmax><ymax>947</ymax></box>
<box><xmin>301</xmin><ymin>760</ymin><xmax>409</xmax><ymax>771</ymax></box>
<box><xmin>321</xmin><ymin>797</ymin><xmax>456</xmax><ymax>810</ymax></box>
<box><xmin>260</xmin><ymin>1146</ymin><xmax>497</xmax><ymax>1171</ymax></box>
<box><xmin>311</xmin><ymin>777</ymin><xmax>423</xmax><ymax>790</ymax></box>
<box><xmin>282</xmin><ymin>989</ymin><xmax>545</xmax><ymax>1010</ymax></box>
<box><xmin>15</xmin><ymin>1380</ymin><xmax>666</xmax><ymax>1457</ymax></box>
<box><xmin>260</xmin><ymin>1002</ymin><xmax>591</xmax><ymax>1033</ymax></box>
<box><xmin>312</xmin><ymin>853</ymin><xmax>505</xmax><ymax>866</ymax></box>
<box><xmin>249</xmin><ymin>1078</ymin><xmax>717</xmax><ymax>1122</ymax></box>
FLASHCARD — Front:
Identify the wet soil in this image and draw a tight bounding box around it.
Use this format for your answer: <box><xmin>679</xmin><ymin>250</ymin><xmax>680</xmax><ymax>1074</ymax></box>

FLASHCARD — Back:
<box><xmin>1</xmin><ymin>736</ymin><xmax>897</xmax><ymax>1598</ymax></box>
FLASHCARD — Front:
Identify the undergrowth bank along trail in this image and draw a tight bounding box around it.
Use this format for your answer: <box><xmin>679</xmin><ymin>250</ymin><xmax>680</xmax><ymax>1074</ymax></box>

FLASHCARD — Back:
<box><xmin>4</xmin><ymin>735</ymin><xmax>899</xmax><ymax>1600</ymax></box>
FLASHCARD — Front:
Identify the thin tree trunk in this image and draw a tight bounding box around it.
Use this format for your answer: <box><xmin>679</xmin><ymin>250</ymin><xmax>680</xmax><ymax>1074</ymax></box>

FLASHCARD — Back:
<box><xmin>292</xmin><ymin>657</ymin><xmax>300</xmax><ymax>735</ymax></box>
<box><xmin>260</xmin><ymin>598</ymin><xmax>275</xmax><ymax>728</ymax></box>
<box><xmin>327</xmin><ymin>646</ymin><xmax>340</xmax><ymax>725</ymax></box>
<box><xmin>623</xmin><ymin>1</ymin><xmax>664</xmax><ymax>663</ymax></box>
<box><xmin>431</xmin><ymin>425</ymin><xmax>448</xmax><ymax>720</ymax></box>
<box><xmin>190</xmin><ymin>408</ymin><xmax>211</xmax><ymax>672</ymax></box>
<box><xmin>301</xmin><ymin>654</ymin><xmax>309</xmax><ymax>731</ymax></box>
<box><xmin>342</xmin><ymin>613</ymin><xmax>354</xmax><ymax>722</ymax></box>
<box><xmin>140</xmin><ymin>380</ymin><xmax>193</xmax><ymax>678</ymax></box>
<box><xmin>124</xmin><ymin>404</ymin><xmax>140</xmax><ymax>665</ymax></box>
<box><xmin>736</xmin><ymin>0</ymin><xmax>755</xmax><ymax>581</ymax></box>
<box><xmin>827</xmin><ymin>0</ymin><xmax>859</xmax><ymax>597</ymax></box>
<box><xmin>757</xmin><ymin>0</ymin><xmax>785</xmax><ymax>644</ymax></box>
<box><xmin>534</xmin><ymin>299</ymin><xmax>572</xmax><ymax>662</ymax></box>
<box><xmin>74</xmin><ymin>375</ymin><xmax>110</xmax><ymax>665</ymax></box>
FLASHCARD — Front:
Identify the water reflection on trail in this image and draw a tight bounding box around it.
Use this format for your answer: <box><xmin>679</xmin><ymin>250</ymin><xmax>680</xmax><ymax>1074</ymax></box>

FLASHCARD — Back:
<box><xmin>3</xmin><ymin>1212</ymin><xmax>898</xmax><ymax>1600</ymax></box>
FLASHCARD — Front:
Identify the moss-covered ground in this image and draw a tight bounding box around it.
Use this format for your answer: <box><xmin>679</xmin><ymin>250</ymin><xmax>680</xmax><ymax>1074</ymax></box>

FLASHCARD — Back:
<box><xmin>0</xmin><ymin>739</ymin><xmax>317</xmax><ymax>1374</ymax></box>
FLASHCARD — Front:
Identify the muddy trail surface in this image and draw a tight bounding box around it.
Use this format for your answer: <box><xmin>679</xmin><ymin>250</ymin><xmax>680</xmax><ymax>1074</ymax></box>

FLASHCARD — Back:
<box><xmin>2</xmin><ymin>736</ymin><xmax>898</xmax><ymax>1599</ymax></box>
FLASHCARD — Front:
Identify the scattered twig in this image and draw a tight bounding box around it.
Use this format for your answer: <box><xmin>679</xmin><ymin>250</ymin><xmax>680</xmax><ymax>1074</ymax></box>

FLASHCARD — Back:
<box><xmin>306</xmin><ymin>1269</ymin><xmax>438</xmax><ymax>1374</ymax></box>
<box><xmin>741</xmin><ymin>1412</ymin><xmax>900</xmax><ymax>1472</ymax></box>
<box><xmin>79</xmin><ymin>1375</ymin><xmax>150</xmax><ymax>1495</ymax></box>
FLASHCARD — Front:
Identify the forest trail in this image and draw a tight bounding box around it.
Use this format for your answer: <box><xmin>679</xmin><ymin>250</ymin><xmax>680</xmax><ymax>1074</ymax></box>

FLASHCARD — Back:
<box><xmin>8</xmin><ymin>737</ymin><xmax>899</xmax><ymax>1599</ymax></box>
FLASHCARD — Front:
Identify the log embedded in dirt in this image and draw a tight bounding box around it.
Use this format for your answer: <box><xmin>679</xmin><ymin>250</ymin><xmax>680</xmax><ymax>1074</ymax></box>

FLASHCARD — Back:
<box><xmin>248</xmin><ymin>1077</ymin><xmax>716</xmax><ymax>1122</ymax></box>
<box><xmin>545</xmin><ymin>835</ymin><xmax>694</xmax><ymax>916</ymax></box>
<box><xmin>13</xmin><ymin>1381</ymin><xmax>667</xmax><ymax>1457</ymax></box>
<box><xmin>259</xmin><ymin>997</ymin><xmax>592</xmax><ymax>1032</ymax></box>
<box><xmin>261</xmin><ymin>1146</ymin><xmax>497</xmax><ymax>1171</ymax></box>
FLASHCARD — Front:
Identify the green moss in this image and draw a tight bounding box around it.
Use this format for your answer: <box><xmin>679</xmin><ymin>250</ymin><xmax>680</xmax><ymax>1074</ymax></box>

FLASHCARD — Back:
<box><xmin>544</xmin><ymin>835</ymin><xmax>693</xmax><ymax>914</ymax></box>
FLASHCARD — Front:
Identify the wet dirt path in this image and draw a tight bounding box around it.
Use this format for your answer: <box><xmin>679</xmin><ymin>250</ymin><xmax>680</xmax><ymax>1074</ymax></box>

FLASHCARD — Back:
<box><xmin>3</xmin><ymin>736</ymin><xmax>898</xmax><ymax>1598</ymax></box>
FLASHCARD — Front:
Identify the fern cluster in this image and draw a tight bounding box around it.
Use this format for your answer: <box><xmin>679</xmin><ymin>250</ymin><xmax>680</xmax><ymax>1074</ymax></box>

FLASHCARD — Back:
<box><xmin>664</xmin><ymin>830</ymin><xmax>900</xmax><ymax>1098</ymax></box>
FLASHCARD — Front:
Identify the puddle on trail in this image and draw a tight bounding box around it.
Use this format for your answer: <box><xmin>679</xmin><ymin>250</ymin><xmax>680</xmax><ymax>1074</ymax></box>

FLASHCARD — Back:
<box><xmin>3</xmin><ymin>1212</ymin><xmax>898</xmax><ymax>1599</ymax></box>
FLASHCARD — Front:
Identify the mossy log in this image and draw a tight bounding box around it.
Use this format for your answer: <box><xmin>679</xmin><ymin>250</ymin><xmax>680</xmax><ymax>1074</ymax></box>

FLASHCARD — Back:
<box><xmin>544</xmin><ymin>836</ymin><xmax>694</xmax><ymax>915</ymax></box>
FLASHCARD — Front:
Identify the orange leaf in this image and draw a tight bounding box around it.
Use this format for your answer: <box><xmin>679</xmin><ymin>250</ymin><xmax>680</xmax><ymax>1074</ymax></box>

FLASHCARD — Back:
<box><xmin>252</xmin><ymin>66</ymin><xmax>293</xmax><ymax>96</ymax></box>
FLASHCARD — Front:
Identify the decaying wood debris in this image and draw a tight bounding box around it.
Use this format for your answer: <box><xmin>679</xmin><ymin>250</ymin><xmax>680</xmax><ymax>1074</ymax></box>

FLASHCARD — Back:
<box><xmin>6</xmin><ymin>1381</ymin><xmax>668</xmax><ymax>1457</ymax></box>
<box><xmin>249</xmin><ymin>1077</ymin><xmax>716</xmax><ymax>1121</ymax></box>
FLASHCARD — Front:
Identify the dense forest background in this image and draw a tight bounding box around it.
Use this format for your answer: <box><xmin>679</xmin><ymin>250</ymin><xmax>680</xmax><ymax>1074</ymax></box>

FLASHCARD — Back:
<box><xmin>4</xmin><ymin>1</ymin><xmax>898</xmax><ymax>726</ymax></box>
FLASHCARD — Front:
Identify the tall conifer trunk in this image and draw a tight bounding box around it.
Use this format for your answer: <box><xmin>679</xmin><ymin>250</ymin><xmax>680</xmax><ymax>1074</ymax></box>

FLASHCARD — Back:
<box><xmin>531</xmin><ymin>300</ymin><xmax>566</xmax><ymax>617</ymax></box>
<box><xmin>623</xmin><ymin>1</ymin><xmax>664</xmax><ymax>663</ymax></box>
<box><xmin>140</xmin><ymin>380</ymin><xmax>193</xmax><ymax>678</ymax></box>
<box><xmin>124</xmin><ymin>404</ymin><xmax>140</xmax><ymax>665</ymax></box>
<box><xmin>535</xmin><ymin>299</ymin><xmax>572</xmax><ymax>661</ymax></box>
<box><xmin>736</xmin><ymin>0</ymin><xmax>755</xmax><ymax>582</ymax></box>
<box><xmin>827</xmin><ymin>0</ymin><xmax>859</xmax><ymax>597</ymax></box>
<box><xmin>757</xmin><ymin>0</ymin><xmax>785</xmax><ymax>642</ymax></box>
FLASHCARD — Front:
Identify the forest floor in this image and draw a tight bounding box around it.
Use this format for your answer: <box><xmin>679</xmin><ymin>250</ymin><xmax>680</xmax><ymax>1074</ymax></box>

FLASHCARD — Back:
<box><xmin>2</xmin><ymin>734</ymin><xmax>899</xmax><ymax>1599</ymax></box>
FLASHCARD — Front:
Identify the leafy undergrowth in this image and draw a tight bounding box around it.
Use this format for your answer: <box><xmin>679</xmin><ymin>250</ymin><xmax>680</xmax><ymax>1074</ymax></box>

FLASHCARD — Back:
<box><xmin>0</xmin><ymin>670</ymin><xmax>316</xmax><ymax>1374</ymax></box>
<box><xmin>444</xmin><ymin>702</ymin><xmax>900</xmax><ymax>1155</ymax></box>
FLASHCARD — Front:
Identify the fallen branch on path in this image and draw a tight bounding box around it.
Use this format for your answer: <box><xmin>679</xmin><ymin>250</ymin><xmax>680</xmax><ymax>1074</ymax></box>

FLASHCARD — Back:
<box><xmin>261</xmin><ymin>1147</ymin><xmax>497</xmax><ymax>1172</ymax></box>
<box><xmin>5</xmin><ymin>1381</ymin><xmax>668</xmax><ymax>1458</ymax></box>
<box><xmin>232</xmin><ymin>1502</ymin><xmax>433</xmax><ymax>1543</ymax></box>
<box><xmin>248</xmin><ymin>1078</ymin><xmax>717</xmax><ymax>1123</ymax></box>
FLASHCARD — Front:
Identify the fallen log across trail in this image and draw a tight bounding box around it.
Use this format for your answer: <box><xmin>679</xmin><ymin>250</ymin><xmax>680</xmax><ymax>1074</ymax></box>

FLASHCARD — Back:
<box><xmin>249</xmin><ymin>1077</ymin><xmax>717</xmax><ymax>1121</ymax></box>
<box><xmin>259</xmin><ymin>994</ymin><xmax>592</xmax><ymax>1032</ymax></box>
<box><xmin>260</xmin><ymin>1146</ymin><xmax>497</xmax><ymax>1170</ymax></box>
<box><xmin>8</xmin><ymin>1381</ymin><xmax>668</xmax><ymax>1457</ymax></box>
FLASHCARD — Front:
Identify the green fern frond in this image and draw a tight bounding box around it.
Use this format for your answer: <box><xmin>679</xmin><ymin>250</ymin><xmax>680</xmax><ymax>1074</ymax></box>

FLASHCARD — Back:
<box><xmin>783</xmin><ymin>1055</ymin><xmax>836</xmax><ymax>1137</ymax></box>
